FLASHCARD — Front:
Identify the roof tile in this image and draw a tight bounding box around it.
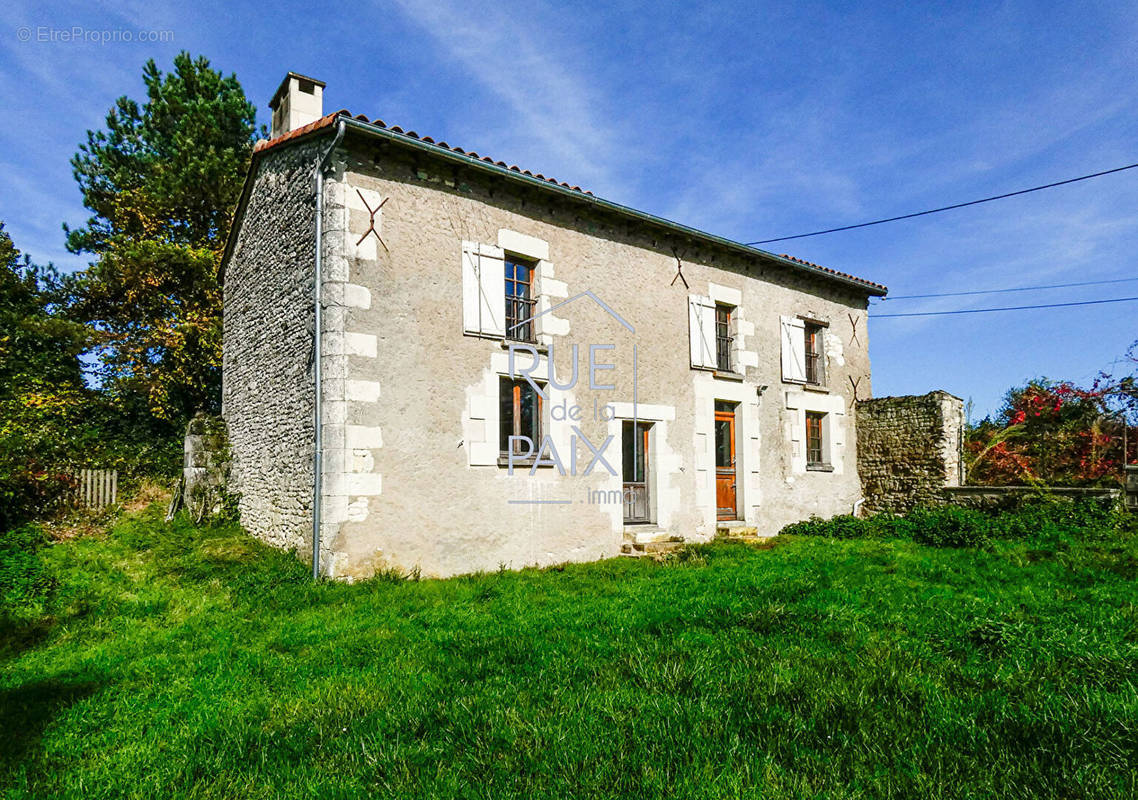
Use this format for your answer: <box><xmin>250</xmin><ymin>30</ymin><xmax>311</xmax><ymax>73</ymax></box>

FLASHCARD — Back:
<box><xmin>780</xmin><ymin>254</ymin><xmax>887</xmax><ymax>292</ymax></box>
<box><xmin>252</xmin><ymin>111</ymin><xmax>882</xmax><ymax>292</ymax></box>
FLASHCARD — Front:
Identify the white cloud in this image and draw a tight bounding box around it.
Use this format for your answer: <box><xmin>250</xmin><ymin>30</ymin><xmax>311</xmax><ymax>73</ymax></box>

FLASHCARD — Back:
<box><xmin>386</xmin><ymin>0</ymin><xmax>625</xmax><ymax>194</ymax></box>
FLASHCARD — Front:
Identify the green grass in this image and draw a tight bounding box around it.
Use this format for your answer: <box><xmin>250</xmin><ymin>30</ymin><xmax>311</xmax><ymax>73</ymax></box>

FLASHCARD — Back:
<box><xmin>2</xmin><ymin>504</ymin><xmax>1137</xmax><ymax>799</ymax></box>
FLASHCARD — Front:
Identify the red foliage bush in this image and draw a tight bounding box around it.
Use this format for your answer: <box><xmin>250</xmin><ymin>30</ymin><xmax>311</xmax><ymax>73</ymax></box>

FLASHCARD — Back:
<box><xmin>967</xmin><ymin>376</ymin><xmax>1135</xmax><ymax>486</ymax></box>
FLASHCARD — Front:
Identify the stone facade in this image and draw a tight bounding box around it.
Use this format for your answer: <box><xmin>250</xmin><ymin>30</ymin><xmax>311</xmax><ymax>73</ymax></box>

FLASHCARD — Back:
<box><xmin>856</xmin><ymin>391</ymin><xmax>964</xmax><ymax>513</ymax></box>
<box><xmin>181</xmin><ymin>414</ymin><xmax>230</xmax><ymax>521</ymax></box>
<box><xmin>224</xmin><ymin>118</ymin><xmax>886</xmax><ymax>579</ymax></box>
<box><xmin>221</xmin><ymin>141</ymin><xmax>322</xmax><ymax>551</ymax></box>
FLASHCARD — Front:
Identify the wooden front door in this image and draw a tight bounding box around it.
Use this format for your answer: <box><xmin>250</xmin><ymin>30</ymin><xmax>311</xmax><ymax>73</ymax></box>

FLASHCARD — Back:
<box><xmin>714</xmin><ymin>402</ymin><xmax>737</xmax><ymax>520</ymax></box>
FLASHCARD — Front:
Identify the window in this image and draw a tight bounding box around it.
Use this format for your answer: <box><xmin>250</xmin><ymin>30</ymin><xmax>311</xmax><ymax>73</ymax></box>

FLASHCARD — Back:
<box><xmin>804</xmin><ymin>323</ymin><xmax>825</xmax><ymax>385</ymax></box>
<box><xmin>499</xmin><ymin>377</ymin><xmax>542</xmax><ymax>455</ymax></box>
<box><xmin>805</xmin><ymin>411</ymin><xmax>826</xmax><ymax>468</ymax></box>
<box><xmin>715</xmin><ymin>305</ymin><xmax>733</xmax><ymax>372</ymax></box>
<box><xmin>504</xmin><ymin>255</ymin><xmax>536</xmax><ymax>342</ymax></box>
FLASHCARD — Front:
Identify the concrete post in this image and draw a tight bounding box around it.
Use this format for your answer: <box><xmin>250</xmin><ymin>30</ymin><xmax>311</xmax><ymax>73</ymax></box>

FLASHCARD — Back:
<box><xmin>1125</xmin><ymin>464</ymin><xmax>1138</xmax><ymax>512</ymax></box>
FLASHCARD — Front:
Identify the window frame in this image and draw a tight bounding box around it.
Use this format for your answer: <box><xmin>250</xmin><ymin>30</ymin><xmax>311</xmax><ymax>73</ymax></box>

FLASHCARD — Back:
<box><xmin>714</xmin><ymin>304</ymin><xmax>733</xmax><ymax>372</ymax></box>
<box><xmin>803</xmin><ymin>322</ymin><xmax>826</xmax><ymax>386</ymax></box>
<box><xmin>499</xmin><ymin>376</ymin><xmax>543</xmax><ymax>459</ymax></box>
<box><xmin>504</xmin><ymin>254</ymin><xmax>537</xmax><ymax>343</ymax></box>
<box><xmin>622</xmin><ymin>420</ymin><xmax>653</xmax><ymax>524</ymax></box>
<box><xmin>805</xmin><ymin>410</ymin><xmax>827</xmax><ymax>469</ymax></box>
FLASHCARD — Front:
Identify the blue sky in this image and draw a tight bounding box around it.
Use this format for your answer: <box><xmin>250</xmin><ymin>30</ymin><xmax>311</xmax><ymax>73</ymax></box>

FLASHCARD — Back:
<box><xmin>3</xmin><ymin>0</ymin><xmax>1136</xmax><ymax>418</ymax></box>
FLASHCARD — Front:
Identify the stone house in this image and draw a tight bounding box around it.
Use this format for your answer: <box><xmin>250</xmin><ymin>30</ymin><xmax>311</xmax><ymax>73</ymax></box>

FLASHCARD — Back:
<box><xmin>221</xmin><ymin>73</ymin><xmax>888</xmax><ymax>579</ymax></box>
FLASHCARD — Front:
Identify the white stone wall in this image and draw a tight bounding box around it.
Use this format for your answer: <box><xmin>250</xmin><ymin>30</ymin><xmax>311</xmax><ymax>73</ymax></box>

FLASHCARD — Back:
<box><xmin>225</xmin><ymin>133</ymin><xmax>878</xmax><ymax>579</ymax></box>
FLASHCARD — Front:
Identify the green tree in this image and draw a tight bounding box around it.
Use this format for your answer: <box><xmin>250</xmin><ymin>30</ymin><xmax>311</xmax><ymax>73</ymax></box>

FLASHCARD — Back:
<box><xmin>0</xmin><ymin>223</ymin><xmax>91</xmax><ymax>527</ymax></box>
<box><xmin>65</xmin><ymin>52</ymin><xmax>260</xmax><ymax>422</ymax></box>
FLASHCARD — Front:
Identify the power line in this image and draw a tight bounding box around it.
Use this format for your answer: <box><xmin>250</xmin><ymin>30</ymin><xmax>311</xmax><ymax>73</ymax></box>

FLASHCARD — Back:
<box><xmin>746</xmin><ymin>161</ymin><xmax>1138</xmax><ymax>245</ymax></box>
<box><xmin>871</xmin><ymin>296</ymin><xmax>1138</xmax><ymax>318</ymax></box>
<box><xmin>880</xmin><ymin>275</ymin><xmax>1138</xmax><ymax>301</ymax></box>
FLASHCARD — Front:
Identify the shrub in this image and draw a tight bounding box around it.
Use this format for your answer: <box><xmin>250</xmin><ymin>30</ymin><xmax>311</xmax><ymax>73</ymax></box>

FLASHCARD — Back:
<box><xmin>780</xmin><ymin>506</ymin><xmax>994</xmax><ymax>547</ymax></box>
<box><xmin>0</xmin><ymin>524</ymin><xmax>55</xmax><ymax>614</ymax></box>
<box><xmin>990</xmin><ymin>496</ymin><xmax>1122</xmax><ymax>541</ymax></box>
<box><xmin>778</xmin><ymin>498</ymin><xmax>1130</xmax><ymax>550</ymax></box>
<box><xmin>904</xmin><ymin>506</ymin><xmax>993</xmax><ymax>548</ymax></box>
<box><xmin>780</xmin><ymin>514</ymin><xmax>878</xmax><ymax>539</ymax></box>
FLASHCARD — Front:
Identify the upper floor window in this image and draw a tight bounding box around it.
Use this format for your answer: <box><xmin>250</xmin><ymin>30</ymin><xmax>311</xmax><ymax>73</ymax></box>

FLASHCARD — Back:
<box><xmin>715</xmin><ymin>305</ymin><xmax>733</xmax><ymax>372</ymax></box>
<box><xmin>689</xmin><ymin>295</ymin><xmax>741</xmax><ymax>373</ymax></box>
<box><xmin>504</xmin><ymin>255</ymin><xmax>536</xmax><ymax>342</ymax></box>
<box><xmin>804</xmin><ymin>322</ymin><xmax>825</xmax><ymax>385</ymax></box>
<box><xmin>781</xmin><ymin>315</ymin><xmax>827</xmax><ymax>386</ymax></box>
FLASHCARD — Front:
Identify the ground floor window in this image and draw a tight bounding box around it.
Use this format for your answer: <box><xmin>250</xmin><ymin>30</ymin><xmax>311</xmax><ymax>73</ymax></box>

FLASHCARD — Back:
<box><xmin>805</xmin><ymin>411</ymin><xmax>826</xmax><ymax>468</ymax></box>
<box><xmin>622</xmin><ymin>421</ymin><xmax>651</xmax><ymax>523</ymax></box>
<box><xmin>499</xmin><ymin>377</ymin><xmax>541</xmax><ymax>455</ymax></box>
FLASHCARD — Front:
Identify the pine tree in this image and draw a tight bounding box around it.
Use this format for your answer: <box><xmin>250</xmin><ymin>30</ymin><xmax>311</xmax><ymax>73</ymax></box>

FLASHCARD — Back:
<box><xmin>66</xmin><ymin>52</ymin><xmax>260</xmax><ymax>421</ymax></box>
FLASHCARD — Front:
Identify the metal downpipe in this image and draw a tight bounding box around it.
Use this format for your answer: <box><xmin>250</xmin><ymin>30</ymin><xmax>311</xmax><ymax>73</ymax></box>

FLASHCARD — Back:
<box><xmin>312</xmin><ymin>119</ymin><xmax>346</xmax><ymax>580</ymax></box>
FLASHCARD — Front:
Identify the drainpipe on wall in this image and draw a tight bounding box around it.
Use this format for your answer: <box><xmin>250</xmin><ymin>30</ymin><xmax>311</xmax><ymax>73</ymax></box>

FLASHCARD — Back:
<box><xmin>312</xmin><ymin>119</ymin><xmax>347</xmax><ymax>580</ymax></box>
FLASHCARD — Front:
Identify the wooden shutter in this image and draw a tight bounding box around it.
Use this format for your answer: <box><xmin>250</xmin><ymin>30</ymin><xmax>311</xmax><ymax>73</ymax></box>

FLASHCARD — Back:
<box><xmin>688</xmin><ymin>295</ymin><xmax>716</xmax><ymax>369</ymax></box>
<box><xmin>780</xmin><ymin>315</ymin><xmax>806</xmax><ymax>382</ymax></box>
<box><xmin>461</xmin><ymin>242</ymin><xmax>506</xmax><ymax>337</ymax></box>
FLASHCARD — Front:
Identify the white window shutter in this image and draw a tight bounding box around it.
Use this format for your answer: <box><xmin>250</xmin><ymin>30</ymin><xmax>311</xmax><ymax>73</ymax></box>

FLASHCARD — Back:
<box><xmin>461</xmin><ymin>242</ymin><xmax>506</xmax><ymax>337</ymax></box>
<box><xmin>688</xmin><ymin>296</ymin><xmax>716</xmax><ymax>369</ymax></box>
<box><xmin>479</xmin><ymin>246</ymin><xmax>506</xmax><ymax>338</ymax></box>
<box><xmin>699</xmin><ymin>299</ymin><xmax>716</xmax><ymax>367</ymax></box>
<box><xmin>781</xmin><ymin>315</ymin><xmax>806</xmax><ymax>382</ymax></box>
<box><xmin>461</xmin><ymin>242</ymin><xmax>480</xmax><ymax>335</ymax></box>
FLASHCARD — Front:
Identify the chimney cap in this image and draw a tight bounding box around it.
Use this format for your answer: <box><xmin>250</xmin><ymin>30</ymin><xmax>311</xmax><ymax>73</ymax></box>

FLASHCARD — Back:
<box><xmin>269</xmin><ymin>72</ymin><xmax>326</xmax><ymax>110</ymax></box>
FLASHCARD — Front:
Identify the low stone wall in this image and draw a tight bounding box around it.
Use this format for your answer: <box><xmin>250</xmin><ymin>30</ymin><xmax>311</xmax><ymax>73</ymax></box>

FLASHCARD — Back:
<box><xmin>943</xmin><ymin>485</ymin><xmax>1121</xmax><ymax>512</ymax></box>
<box><xmin>855</xmin><ymin>390</ymin><xmax>1134</xmax><ymax>515</ymax></box>
<box><xmin>856</xmin><ymin>390</ymin><xmax>964</xmax><ymax>513</ymax></box>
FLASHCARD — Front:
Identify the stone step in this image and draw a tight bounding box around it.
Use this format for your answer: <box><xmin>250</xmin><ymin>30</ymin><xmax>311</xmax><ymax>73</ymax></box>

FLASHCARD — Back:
<box><xmin>716</xmin><ymin>522</ymin><xmax>759</xmax><ymax>538</ymax></box>
<box><xmin>620</xmin><ymin>538</ymin><xmax>686</xmax><ymax>558</ymax></box>
<box><xmin>624</xmin><ymin>527</ymin><xmax>673</xmax><ymax>545</ymax></box>
<box><xmin>721</xmin><ymin>535</ymin><xmax>778</xmax><ymax>547</ymax></box>
<box><xmin>716</xmin><ymin>521</ymin><xmax>779</xmax><ymax>545</ymax></box>
<box><xmin>637</xmin><ymin>539</ymin><xmax>685</xmax><ymax>553</ymax></box>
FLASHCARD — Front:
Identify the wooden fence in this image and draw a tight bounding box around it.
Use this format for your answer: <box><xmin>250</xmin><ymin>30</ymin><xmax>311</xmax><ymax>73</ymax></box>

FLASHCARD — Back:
<box><xmin>68</xmin><ymin>468</ymin><xmax>119</xmax><ymax>510</ymax></box>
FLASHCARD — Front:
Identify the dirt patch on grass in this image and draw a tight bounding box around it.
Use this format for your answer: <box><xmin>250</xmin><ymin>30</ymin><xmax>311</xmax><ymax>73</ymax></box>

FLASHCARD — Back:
<box><xmin>42</xmin><ymin>513</ymin><xmax>112</xmax><ymax>542</ymax></box>
<box><xmin>122</xmin><ymin>480</ymin><xmax>172</xmax><ymax>513</ymax></box>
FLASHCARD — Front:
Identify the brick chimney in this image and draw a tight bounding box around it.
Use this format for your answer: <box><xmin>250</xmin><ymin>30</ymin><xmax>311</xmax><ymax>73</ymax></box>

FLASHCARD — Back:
<box><xmin>269</xmin><ymin>72</ymin><xmax>325</xmax><ymax>139</ymax></box>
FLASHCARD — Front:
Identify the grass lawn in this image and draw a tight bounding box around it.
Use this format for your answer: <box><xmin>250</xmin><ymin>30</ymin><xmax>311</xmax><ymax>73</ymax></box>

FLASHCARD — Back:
<box><xmin>2</xmin><ymin>504</ymin><xmax>1137</xmax><ymax>799</ymax></box>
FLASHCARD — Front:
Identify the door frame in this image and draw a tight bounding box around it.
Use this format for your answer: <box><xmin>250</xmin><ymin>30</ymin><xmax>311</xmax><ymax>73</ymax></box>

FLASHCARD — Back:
<box><xmin>714</xmin><ymin>402</ymin><xmax>738</xmax><ymax>520</ymax></box>
<box><xmin>622</xmin><ymin>420</ymin><xmax>652</xmax><ymax>524</ymax></box>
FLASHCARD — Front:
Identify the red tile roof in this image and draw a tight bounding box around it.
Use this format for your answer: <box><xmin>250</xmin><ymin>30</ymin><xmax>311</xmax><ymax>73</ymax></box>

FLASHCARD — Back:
<box><xmin>779</xmin><ymin>254</ymin><xmax>887</xmax><ymax>294</ymax></box>
<box><xmin>252</xmin><ymin>111</ymin><xmax>886</xmax><ymax>295</ymax></box>
<box><xmin>254</xmin><ymin>110</ymin><xmax>592</xmax><ymax>194</ymax></box>
<box><xmin>253</xmin><ymin>110</ymin><xmax>343</xmax><ymax>154</ymax></box>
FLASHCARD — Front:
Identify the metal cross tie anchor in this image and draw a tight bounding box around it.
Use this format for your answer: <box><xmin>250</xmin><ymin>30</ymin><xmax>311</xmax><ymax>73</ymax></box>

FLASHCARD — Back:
<box><xmin>355</xmin><ymin>189</ymin><xmax>389</xmax><ymax>252</ymax></box>
<box><xmin>670</xmin><ymin>247</ymin><xmax>689</xmax><ymax>289</ymax></box>
<box><xmin>848</xmin><ymin>312</ymin><xmax>861</xmax><ymax>346</ymax></box>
